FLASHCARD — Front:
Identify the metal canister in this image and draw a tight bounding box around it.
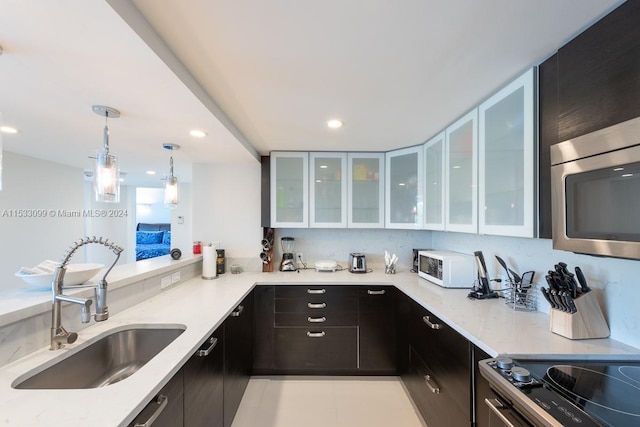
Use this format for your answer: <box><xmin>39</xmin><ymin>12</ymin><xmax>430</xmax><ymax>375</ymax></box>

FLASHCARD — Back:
<box><xmin>216</xmin><ymin>249</ymin><xmax>225</xmax><ymax>274</ymax></box>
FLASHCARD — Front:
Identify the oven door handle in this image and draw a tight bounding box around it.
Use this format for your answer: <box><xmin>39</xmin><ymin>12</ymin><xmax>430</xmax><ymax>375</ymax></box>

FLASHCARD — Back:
<box><xmin>485</xmin><ymin>398</ymin><xmax>529</xmax><ymax>427</ymax></box>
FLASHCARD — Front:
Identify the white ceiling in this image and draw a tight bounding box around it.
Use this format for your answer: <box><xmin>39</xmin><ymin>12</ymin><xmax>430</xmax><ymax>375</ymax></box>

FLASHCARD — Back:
<box><xmin>1</xmin><ymin>0</ymin><xmax>623</xmax><ymax>187</ymax></box>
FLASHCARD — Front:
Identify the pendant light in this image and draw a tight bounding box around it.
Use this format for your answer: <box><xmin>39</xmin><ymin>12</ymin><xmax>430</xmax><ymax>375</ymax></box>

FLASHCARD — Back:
<box><xmin>92</xmin><ymin>105</ymin><xmax>120</xmax><ymax>203</ymax></box>
<box><xmin>163</xmin><ymin>143</ymin><xmax>180</xmax><ymax>208</ymax></box>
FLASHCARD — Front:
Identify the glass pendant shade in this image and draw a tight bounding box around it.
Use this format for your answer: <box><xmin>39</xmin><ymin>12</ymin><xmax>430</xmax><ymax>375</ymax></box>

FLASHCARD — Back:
<box><xmin>94</xmin><ymin>151</ymin><xmax>120</xmax><ymax>203</ymax></box>
<box><xmin>91</xmin><ymin>105</ymin><xmax>121</xmax><ymax>203</ymax></box>
<box><xmin>164</xmin><ymin>175</ymin><xmax>179</xmax><ymax>208</ymax></box>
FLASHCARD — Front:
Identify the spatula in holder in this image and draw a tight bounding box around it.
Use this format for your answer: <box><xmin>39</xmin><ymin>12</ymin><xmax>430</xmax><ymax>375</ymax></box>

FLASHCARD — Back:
<box><xmin>549</xmin><ymin>291</ymin><xmax>610</xmax><ymax>339</ymax></box>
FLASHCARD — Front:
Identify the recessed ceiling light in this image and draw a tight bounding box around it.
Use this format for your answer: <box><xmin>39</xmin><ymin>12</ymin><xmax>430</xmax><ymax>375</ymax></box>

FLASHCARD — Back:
<box><xmin>326</xmin><ymin>119</ymin><xmax>343</xmax><ymax>129</ymax></box>
<box><xmin>1</xmin><ymin>126</ymin><xmax>18</xmax><ymax>134</ymax></box>
<box><xmin>146</xmin><ymin>170</ymin><xmax>156</xmax><ymax>175</ymax></box>
<box><xmin>190</xmin><ymin>129</ymin><xmax>207</xmax><ymax>138</ymax></box>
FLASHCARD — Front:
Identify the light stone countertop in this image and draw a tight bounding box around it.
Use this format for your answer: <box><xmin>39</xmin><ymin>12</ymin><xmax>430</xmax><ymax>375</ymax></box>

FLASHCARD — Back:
<box><xmin>1</xmin><ymin>266</ymin><xmax>638</xmax><ymax>426</ymax></box>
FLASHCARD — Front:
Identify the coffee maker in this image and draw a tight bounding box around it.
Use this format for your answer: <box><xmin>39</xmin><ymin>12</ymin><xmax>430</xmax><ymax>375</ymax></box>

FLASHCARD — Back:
<box><xmin>280</xmin><ymin>237</ymin><xmax>296</xmax><ymax>271</ymax></box>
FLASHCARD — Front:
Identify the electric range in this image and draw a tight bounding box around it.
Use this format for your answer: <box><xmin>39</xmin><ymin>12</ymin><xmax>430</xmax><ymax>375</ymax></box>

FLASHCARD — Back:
<box><xmin>479</xmin><ymin>357</ymin><xmax>640</xmax><ymax>427</ymax></box>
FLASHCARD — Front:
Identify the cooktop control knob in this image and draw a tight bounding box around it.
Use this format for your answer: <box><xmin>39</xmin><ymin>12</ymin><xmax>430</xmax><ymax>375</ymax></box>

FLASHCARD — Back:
<box><xmin>495</xmin><ymin>357</ymin><xmax>513</xmax><ymax>370</ymax></box>
<box><xmin>511</xmin><ymin>367</ymin><xmax>531</xmax><ymax>382</ymax></box>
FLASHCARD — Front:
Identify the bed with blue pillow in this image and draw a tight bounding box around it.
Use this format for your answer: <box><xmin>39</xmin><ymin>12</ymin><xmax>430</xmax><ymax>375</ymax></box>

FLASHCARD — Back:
<box><xmin>136</xmin><ymin>223</ymin><xmax>171</xmax><ymax>261</ymax></box>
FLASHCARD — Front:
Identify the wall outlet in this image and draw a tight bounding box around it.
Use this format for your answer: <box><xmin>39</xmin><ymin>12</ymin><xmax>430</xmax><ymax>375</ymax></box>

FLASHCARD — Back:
<box><xmin>171</xmin><ymin>271</ymin><xmax>181</xmax><ymax>283</ymax></box>
<box><xmin>161</xmin><ymin>276</ymin><xmax>172</xmax><ymax>289</ymax></box>
<box><xmin>212</xmin><ymin>241</ymin><xmax>220</xmax><ymax>249</ymax></box>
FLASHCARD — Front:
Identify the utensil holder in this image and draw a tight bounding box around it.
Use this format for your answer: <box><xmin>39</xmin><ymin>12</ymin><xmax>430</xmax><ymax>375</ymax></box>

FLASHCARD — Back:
<box><xmin>549</xmin><ymin>291</ymin><xmax>610</xmax><ymax>339</ymax></box>
<box><xmin>504</xmin><ymin>283</ymin><xmax>536</xmax><ymax>311</ymax></box>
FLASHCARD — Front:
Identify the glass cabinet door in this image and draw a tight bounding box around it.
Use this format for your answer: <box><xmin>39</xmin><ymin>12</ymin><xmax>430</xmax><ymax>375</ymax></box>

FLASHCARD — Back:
<box><xmin>385</xmin><ymin>146</ymin><xmax>423</xmax><ymax>229</ymax></box>
<box><xmin>270</xmin><ymin>152</ymin><xmax>308</xmax><ymax>228</ymax></box>
<box><xmin>348</xmin><ymin>153</ymin><xmax>384</xmax><ymax>228</ymax></box>
<box><xmin>310</xmin><ymin>152</ymin><xmax>347</xmax><ymax>228</ymax></box>
<box><xmin>445</xmin><ymin>109</ymin><xmax>478</xmax><ymax>233</ymax></box>
<box><xmin>479</xmin><ymin>68</ymin><xmax>536</xmax><ymax>237</ymax></box>
<box><xmin>424</xmin><ymin>132</ymin><xmax>445</xmax><ymax>230</ymax></box>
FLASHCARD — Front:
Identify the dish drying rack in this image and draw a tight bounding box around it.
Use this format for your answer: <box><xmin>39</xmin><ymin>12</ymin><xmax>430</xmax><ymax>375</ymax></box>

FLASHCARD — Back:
<box><xmin>503</xmin><ymin>270</ymin><xmax>536</xmax><ymax>311</ymax></box>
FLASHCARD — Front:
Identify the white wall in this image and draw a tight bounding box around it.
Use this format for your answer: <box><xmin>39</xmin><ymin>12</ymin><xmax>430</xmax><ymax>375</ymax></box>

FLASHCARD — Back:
<box><xmin>0</xmin><ymin>152</ymin><xmax>84</xmax><ymax>290</ymax></box>
<box><xmin>135</xmin><ymin>187</ymin><xmax>171</xmax><ymax>225</ymax></box>
<box><xmin>192</xmin><ymin>162</ymin><xmax>262</xmax><ymax>259</ymax></box>
<box><xmin>168</xmin><ymin>182</ymin><xmax>192</xmax><ymax>256</ymax></box>
<box><xmin>83</xmin><ymin>182</ymin><xmax>136</xmax><ymax>264</ymax></box>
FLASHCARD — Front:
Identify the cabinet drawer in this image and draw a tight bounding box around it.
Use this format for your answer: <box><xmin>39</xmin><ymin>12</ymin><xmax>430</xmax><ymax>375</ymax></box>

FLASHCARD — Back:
<box><xmin>406</xmin><ymin>347</ymin><xmax>468</xmax><ymax>427</ymax></box>
<box><xmin>275</xmin><ymin>295</ymin><xmax>357</xmax><ymax>313</ymax></box>
<box><xmin>274</xmin><ymin>327</ymin><xmax>357</xmax><ymax>370</ymax></box>
<box><xmin>358</xmin><ymin>286</ymin><xmax>395</xmax><ymax>313</ymax></box>
<box><xmin>275</xmin><ymin>285</ymin><xmax>357</xmax><ymax>298</ymax></box>
<box><xmin>275</xmin><ymin>311</ymin><xmax>357</xmax><ymax>326</ymax></box>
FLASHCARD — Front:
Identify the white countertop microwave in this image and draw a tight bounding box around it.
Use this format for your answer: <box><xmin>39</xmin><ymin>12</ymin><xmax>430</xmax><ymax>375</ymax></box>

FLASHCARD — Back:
<box><xmin>417</xmin><ymin>250</ymin><xmax>476</xmax><ymax>288</ymax></box>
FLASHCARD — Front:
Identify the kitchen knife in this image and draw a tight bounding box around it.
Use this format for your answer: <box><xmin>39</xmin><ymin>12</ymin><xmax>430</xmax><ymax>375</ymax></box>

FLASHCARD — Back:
<box><xmin>541</xmin><ymin>286</ymin><xmax>556</xmax><ymax>309</ymax></box>
<box><xmin>557</xmin><ymin>263</ymin><xmax>580</xmax><ymax>297</ymax></box>
<box><xmin>574</xmin><ymin>266</ymin><xmax>591</xmax><ymax>293</ymax></box>
<box><xmin>562</xmin><ymin>292</ymin><xmax>578</xmax><ymax>314</ymax></box>
<box><xmin>550</xmin><ymin>289</ymin><xmax>567</xmax><ymax>311</ymax></box>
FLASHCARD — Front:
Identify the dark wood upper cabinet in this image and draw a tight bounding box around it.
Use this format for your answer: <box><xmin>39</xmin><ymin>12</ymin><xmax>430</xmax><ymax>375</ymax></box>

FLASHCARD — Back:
<box><xmin>538</xmin><ymin>1</ymin><xmax>640</xmax><ymax>239</ymax></box>
<box><xmin>538</xmin><ymin>53</ymin><xmax>559</xmax><ymax>239</ymax></box>
<box><xmin>557</xmin><ymin>1</ymin><xmax>640</xmax><ymax>143</ymax></box>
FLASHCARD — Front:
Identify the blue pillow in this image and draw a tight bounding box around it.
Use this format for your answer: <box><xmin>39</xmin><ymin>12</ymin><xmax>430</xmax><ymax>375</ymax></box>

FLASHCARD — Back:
<box><xmin>162</xmin><ymin>231</ymin><xmax>171</xmax><ymax>245</ymax></box>
<box><xmin>136</xmin><ymin>231</ymin><xmax>164</xmax><ymax>244</ymax></box>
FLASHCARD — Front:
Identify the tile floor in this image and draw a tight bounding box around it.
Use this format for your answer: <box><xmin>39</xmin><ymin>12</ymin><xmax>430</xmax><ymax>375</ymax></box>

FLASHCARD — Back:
<box><xmin>231</xmin><ymin>376</ymin><xmax>427</xmax><ymax>427</ymax></box>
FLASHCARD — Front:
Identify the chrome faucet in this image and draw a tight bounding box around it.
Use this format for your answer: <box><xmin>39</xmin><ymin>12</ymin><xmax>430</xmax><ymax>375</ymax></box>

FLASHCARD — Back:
<box><xmin>50</xmin><ymin>236</ymin><xmax>123</xmax><ymax>350</ymax></box>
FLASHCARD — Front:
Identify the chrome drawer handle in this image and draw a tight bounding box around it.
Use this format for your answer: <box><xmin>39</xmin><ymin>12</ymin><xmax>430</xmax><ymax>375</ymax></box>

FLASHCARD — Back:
<box><xmin>307</xmin><ymin>331</ymin><xmax>326</xmax><ymax>338</ymax></box>
<box><xmin>367</xmin><ymin>289</ymin><xmax>386</xmax><ymax>295</ymax></box>
<box><xmin>196</xmin><ymin>337</ymin><xmax>218</xmax><ymax>357</ymax></box>
<box><xmin>422</xmin><ymin>315</ymin><xmax>442</xmax><ymax>330</ymax></box>
<box><xmin>307</xmin><ymin>316</ymin><xmax>326</xmax><ymax>323</ymax></box>
<box><xmin>230</xmin><ymin>305</ymin><xmax>244</xmax><ymax>317</ymax></box>
<box><xmin>424</xmin><ymin>375</ymin><xmax>440</xmax><ymax>394</ymax></box>
<box><xmin>485</xmin><ymin>398</ymin><xmax>523</xmax><ymax>427</ymax></box>
<box><xmin>307</xmin><ymin>288</ymin><xmax>326</xmax><ymax>294</ymax></box>
<box><xmin>308</xmin><ymin>302</ymin><xmax>327</xmax><ymax>309</ymax></box>
<box><xmin>133</xmin><ymin>394</ymin><xmax>168</xmax><ymax>426</ymax></box>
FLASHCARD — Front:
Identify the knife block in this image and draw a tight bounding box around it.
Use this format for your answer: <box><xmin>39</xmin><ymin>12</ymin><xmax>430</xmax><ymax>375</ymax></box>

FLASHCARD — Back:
<box><xmin>550</xmin><ymin>291</ymin><xmax>610</xmax><ymax>339</ymax></box>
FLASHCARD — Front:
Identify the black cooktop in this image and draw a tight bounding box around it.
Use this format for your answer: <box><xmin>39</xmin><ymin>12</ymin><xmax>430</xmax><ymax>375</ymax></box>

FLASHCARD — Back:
<box><xmin>518</xmin><ymin>359</ymin><xmax>640</xmax><ymax>427</ymax></box>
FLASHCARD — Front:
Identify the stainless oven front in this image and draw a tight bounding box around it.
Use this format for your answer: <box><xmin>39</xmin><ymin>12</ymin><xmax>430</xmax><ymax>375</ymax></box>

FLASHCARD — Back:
<box><xmin>551</xmin><ymin>115</ymin><xmax>640</xmax><ymax>260</ymax></box>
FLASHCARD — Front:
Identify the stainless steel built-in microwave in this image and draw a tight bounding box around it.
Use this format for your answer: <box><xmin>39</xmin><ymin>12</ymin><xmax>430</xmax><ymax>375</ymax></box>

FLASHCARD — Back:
<box><xmin>551</xmin><ymin>115</ymin><xmax>640</xmax><ymax>260</ymax></box>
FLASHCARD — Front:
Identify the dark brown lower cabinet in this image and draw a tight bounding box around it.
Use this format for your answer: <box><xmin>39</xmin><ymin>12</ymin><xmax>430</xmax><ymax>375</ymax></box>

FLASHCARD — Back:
<box><xmin>473</xmin><ymin>345</ymin><xmax>493</xmax><ymax>427</ymax></box>
<box><xmin>254</xmin><ymin>285</ymin><xmax>396</xmax><ymax>375</ymax></box>
<box><xmin>184</xmin><ymin>327</ymin><xmax>224</xmax><ymax>427</ymax></box>
<box><xmin>274</xmin><ymin>326</ymin><xmax>357</xmax><ymax>370</ymax></box>
<box><xmin>398</xmin><ymin>290</ymin><xmax>472</xmax><ymax>426</ymax></box>
<box><xmin>224</xmin><ymin>292</ymin><xmax>254</xmax><ymax>427</ymax></box>
<box><xmin>359</xmin><ymin>286</ymin><xmax>396</xmax><ymax>373</ymax></box>
<box><xmin>129</xmin><ymin>369</ymin><xmax>184</xmax><ymax>427</ymax></box>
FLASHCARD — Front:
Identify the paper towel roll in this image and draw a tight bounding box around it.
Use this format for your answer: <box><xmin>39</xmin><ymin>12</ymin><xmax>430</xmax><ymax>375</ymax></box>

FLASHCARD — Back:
<box><xmin>202</xmin><ymin>244</ymin><xmax>218</xmax><ymax>279</ymax></box>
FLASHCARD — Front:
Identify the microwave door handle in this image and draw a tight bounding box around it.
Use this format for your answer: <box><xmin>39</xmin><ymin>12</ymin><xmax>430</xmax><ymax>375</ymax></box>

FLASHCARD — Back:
<box><xmin>484</xmin><ymin>398</ymin><xmax>529</xmax><ymax>427</ymax></box>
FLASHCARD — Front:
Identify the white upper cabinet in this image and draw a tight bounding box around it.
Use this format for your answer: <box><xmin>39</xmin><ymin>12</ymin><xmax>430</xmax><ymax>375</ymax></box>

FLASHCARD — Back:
<box><xmin>270</xmin><ymin>152</ymin><xmax>309</xmax><ymax>228</ymax></box>
<box><xmin>423</xmin><ymin>132</ymin><xmax>446</xmax><ymax>230</ymax></box>
<box><xmin>445</xmin><ymin>109</ymin><xmax>478</xmax><ymax>233</ymax></box>
<box><xmin>310</xmin><ymin>152</ymin><xmax>347</xmax><ymax>228</ymax></box>
<box><xmin>478</xmin><ymin>68</ymin><xmax>536</xmax><ymax>237</ymax></box>
<box><xmin>385</xmin><ymin>146</ymin><xmax>424</xmax><ymax>229</ymax></box>
<box><xmin>348</xmin><ymin>152</ymin><xmax>385</xmax><ymax>228</ymax></box>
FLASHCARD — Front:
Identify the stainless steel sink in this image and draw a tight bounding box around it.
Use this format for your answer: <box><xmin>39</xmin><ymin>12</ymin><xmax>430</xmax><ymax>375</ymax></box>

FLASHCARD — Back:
<box><xmin>14</xmin><ymin>326</ymin><xmax>185</xmax><ymax>389</ymax></box>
